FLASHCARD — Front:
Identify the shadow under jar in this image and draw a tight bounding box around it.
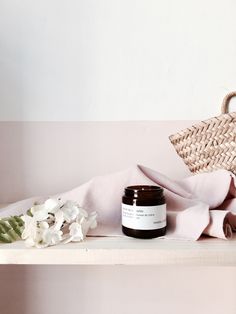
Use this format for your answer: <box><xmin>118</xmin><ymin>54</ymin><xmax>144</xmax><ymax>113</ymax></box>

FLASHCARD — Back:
<box><xmin>122</xmin><ymin>185</ymin><xmax>166</xmax><ymax>239</ymax></box>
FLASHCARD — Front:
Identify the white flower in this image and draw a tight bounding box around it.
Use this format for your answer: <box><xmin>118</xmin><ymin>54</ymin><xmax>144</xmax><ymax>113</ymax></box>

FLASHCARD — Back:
<box><xmin>63</xmin><ymin>211</ymin><xmax>98</xmax><ymax>244</ymax></box>
<box><xmin>21</xmin><ymin>205</ymin><xmax>63</xmax><ymax>248</ymax></box>
<box><xmin>61</xmin><ymin>201</ymin><xmax>79</xmax><ymax>223</ymax></box>
<box><xmin>21</xmin><ymin>216</ymin><xmax>47</xmax><ymax>248</ymax></box>
<box><xmin>63</xmin><ymin>222</ymin><xmax>84</xmax><ymax>244</ymax></box>
<box><xmin>21</xmin><ymin>198</ymin><xmax>98</xmax><ymax>248</ymax></box>
<box><xmin>41</xmin><ymin>228</ymin><xmax>63</xmax><ymax>247</ymax></box>
<box><xmin>35</xmin><ymin>211</ymin><xmax>63</xmax><ymax>248</ymax></box>
<box><xmin>30</xmin><ymin>198</ymin><xmax>61</xmax><ymax>222</ymax></box>
<box><xmin>69</xmin><ymin>222</ymin><xmax>84</xmax><ymax>241</ymax></box>
<box><xmin>39</xmin><ymin>221</ymin><xmax>49</xmax><ymax>230</ymax></box>
<box><xmin>53</xmin><ymin>210</ymin><xmax>64</xmax><ymax>231</ymax></box>
<box><xmin>31</xmin><ymin>206</ymin><xmax>49</xmax><ymax>221</ymax></box>
<box><xmin>44</xmin><ymin>199</ymin><xmax>61</xmax><ymax>213</ymax></box>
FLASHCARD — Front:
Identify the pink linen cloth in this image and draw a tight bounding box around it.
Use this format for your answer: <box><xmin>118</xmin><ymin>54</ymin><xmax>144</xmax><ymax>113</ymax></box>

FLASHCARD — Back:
<box><xmin>1</xmin><ymin>165</ymin><xmax>236</xmax><ymax>240</ymax></box>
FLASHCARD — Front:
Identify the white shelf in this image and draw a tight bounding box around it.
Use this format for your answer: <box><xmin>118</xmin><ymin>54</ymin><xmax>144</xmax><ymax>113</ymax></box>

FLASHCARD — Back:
<box><xmin>0</xmin><ymin>235</ymin><xmax>236</xmax><ymax>266</ymax></box>
<box><xmin>1</xmin><ymin>204</ymin><xmax>236</xmax><ymax>266</ymax></box>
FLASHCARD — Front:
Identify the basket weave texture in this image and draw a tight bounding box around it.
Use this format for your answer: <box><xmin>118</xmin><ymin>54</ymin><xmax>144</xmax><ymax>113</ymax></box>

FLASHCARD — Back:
<box><xmin>169</xmin><ymin>92</ymin><xmax>236</xmax><ymax>174</ymax></box>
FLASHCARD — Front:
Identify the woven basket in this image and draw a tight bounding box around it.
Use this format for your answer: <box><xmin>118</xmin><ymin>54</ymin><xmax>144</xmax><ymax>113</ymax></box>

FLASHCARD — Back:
<box><xmin>169</xmin><ymin>92</ymin><xmax>236</xmax><ymax>174</ymax></box>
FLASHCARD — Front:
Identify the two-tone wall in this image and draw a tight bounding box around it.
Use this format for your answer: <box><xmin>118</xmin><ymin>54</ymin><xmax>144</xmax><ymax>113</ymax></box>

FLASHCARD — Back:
<box><xmin>1</xmin><ymin>1</ymin><xmax>236</xmax><ymax>314</ymax></box>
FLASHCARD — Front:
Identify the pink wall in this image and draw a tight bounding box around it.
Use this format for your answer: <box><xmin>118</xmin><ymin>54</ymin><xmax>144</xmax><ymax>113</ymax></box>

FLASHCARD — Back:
<box><xmin>0</xmin><ymin>121</ymin><xmax>192</xmax><ymax>203</ymax></box>
<box><xmin>0</xmin><ymin>265</ymin><xmax>236</xmax><ymax>314</ymax></box>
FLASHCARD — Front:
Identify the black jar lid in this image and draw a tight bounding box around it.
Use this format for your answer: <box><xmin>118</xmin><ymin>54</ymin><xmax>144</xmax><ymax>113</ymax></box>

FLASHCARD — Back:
<box><xmin>124</xmin><ymin>185</ymin><xmax>164</xmax><ymax>199</ymax></box>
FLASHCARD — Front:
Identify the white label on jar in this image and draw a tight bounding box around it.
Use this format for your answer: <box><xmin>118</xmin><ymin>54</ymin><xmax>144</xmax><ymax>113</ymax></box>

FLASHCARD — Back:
<box><xmin>122</xmin><ymin>203</ymin><xmax>166</xmax><ymax>230</ymax></box>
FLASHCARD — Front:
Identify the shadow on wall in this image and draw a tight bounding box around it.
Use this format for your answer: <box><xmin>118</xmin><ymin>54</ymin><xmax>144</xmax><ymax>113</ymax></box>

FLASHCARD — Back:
<box><xmin>0</xmin><ymin>266</ymin><xmax>29</xmax><ymax>314</ymax></box>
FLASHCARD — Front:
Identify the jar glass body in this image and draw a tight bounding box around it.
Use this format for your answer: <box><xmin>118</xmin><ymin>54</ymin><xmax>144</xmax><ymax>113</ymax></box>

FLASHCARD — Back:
<box><xmin>122</xmin><ymin>185</ymin><xmax>166</xmax><ymax>239</ymax></box>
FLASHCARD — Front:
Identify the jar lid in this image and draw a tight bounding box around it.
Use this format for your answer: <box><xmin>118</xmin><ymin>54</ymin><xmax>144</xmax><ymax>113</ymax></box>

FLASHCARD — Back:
<box><xmin>124</xmin><ymin>185</ymin><xmax>164</xmax><ymax>198</ymax></box>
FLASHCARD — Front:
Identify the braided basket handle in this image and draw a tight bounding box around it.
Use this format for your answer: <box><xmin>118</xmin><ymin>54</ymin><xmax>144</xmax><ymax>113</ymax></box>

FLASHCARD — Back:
<box><xmin>221</xmin><ymin>91</ymin><xmax>236</xmax><ymax>114</ymax></box>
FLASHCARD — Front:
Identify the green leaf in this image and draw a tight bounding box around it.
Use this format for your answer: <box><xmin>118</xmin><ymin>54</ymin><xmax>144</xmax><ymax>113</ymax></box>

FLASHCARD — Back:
<box><xmin>26</xmin><ymin>209</ymin><xmax>33</xmax><ymax>217</ymax></box>
<box><xmin>14</xmin><ymin>216</ymin><xmax>24</xmax><ymax>226</ymax></box>
<box><xmin>0</xmin><ymin>221</ymin><xmax>11</xmax><ymax>233</ymax></box>
<box><xmin>8</xmin><ymin>229</ymin><xmax>18</xmax><ymax>241</ymax></box>
<box><xmin>0</xmin><ymin>216</ymin><xmax>25</xmax><ymax>244</ymax></box>
<box><xmin>0</xmin><ymin>233</ymin><xmax>12</xmax><ymax>243</ymax></box>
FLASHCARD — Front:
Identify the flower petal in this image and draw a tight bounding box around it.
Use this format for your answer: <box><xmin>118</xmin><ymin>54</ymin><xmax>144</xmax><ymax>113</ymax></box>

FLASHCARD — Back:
<box><xmin>42</xmin><ymin>228</ymin><xmax>63</xmax><ymax>246</ymax></box>
<box><xmin>62</xmin><ymin>205</ymin><xmax>79</xmax><ymax>223</ymax></box>
<box><xmin>31</xmin><ymin>204</ymin><xmax>46</xmax><ymax>214</ymax></box>
<box><xmin>63</xmin><ymin>200</ymin><xmax>77</xmax><ymax>208</ymax></box>
<box><xmin>69</xmin><ymin>222</ymin><xmax>84</xmax><ymax>241</ymax></box>
<box><xmin>33</xmin><ymin>209</ymin><xmax>49</xmax><ymax>221</ymax></box>
<box><xmin>39</xmin><ymin>221</ymin><xmax>49</xmax><ymax>229</ymax></box>
<box><xmin>53</xmin><ymin>210</ymin><xmax>64</xmax><ymax>231</ymax></box>
<box><xmin>44</xmin><ymin>199</ymin><xmax>61</xmax><ymax>213</ymax></box>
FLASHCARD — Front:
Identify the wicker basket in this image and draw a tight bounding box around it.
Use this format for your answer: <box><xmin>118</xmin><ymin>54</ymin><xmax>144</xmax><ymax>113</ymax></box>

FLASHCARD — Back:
<box><xmin>169</xmin><ymin>92</ymin><xmax>236</xmax><ymax>174</ymax></box>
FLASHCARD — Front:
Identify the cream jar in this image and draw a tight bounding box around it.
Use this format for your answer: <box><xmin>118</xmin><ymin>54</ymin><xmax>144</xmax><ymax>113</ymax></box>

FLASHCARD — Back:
<box><xmin>122</xmin><ymin>185</ymin><xmax>166</xmax><ymax>239</ymax></box>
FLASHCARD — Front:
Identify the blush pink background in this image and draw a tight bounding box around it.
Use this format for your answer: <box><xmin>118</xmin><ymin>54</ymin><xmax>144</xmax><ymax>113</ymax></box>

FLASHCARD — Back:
<box><xmin>0</xmin><ymin>121</ymin><xmax>192</xmax><ymax>203</ymax></box>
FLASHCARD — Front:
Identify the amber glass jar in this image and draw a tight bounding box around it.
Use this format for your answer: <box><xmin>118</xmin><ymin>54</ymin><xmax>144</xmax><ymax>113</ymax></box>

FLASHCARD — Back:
<box><xmin>122</xmin><ymin>185</ymin><xmax>166</xmax><ymax>239</ymax></box>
